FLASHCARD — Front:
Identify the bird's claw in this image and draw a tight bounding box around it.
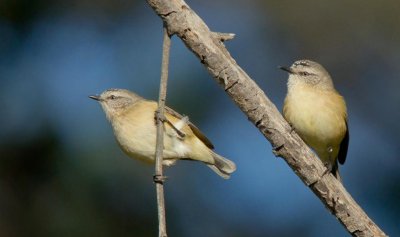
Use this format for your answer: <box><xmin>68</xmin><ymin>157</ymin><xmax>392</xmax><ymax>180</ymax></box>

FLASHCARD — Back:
<box><xmin>322</xmin><ymin>161</ymin><xmax>333</xmax><ymax>177</ymax></box>
<box><xmin>286</xmin><ymin>122</ymin><xmax>295</xmax><ymax>133</ymax></box>
<box><xmin>153</xmin><ymin>174</ymin><xmax>168</xmax><ymax>184</ymax></box>
<box><xmin>154</xmin><ymin>110</ymin><xmax>167</xmax><ymax>123</ymax></box>
<box><xmin>154</xmin><ymin>110</ymin><xmax>186</xmax><ymax>139</ymax></box>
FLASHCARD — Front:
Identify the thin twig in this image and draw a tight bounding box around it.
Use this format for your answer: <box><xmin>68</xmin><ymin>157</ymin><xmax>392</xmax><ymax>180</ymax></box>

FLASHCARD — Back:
<box><xmin>154</xmin><ymin>25</ymin><xmax>171</xmax><ymax>237</ymax></box>
<box><xmin>147</xmin><ymin>0</ymin><xmax>387</xmax><ymax>236</ymax></box>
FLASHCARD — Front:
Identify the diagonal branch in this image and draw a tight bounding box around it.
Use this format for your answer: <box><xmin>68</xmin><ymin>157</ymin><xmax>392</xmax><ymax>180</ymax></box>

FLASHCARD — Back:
<box><xmin>147</xmin><ymin>0</ymin><xmax>387</xmax><ymax>236</ymax></box>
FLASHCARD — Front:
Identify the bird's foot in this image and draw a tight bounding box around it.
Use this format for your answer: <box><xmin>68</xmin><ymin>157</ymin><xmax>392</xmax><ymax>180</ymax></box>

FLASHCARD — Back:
<box><xmin>322</xmin><ymin>161</ymin><xmax>333</xmax><ymax>177</ymax></box>
<box><xmin>321</xmin><ymin>146</ymin><xmax>335</xmax><ymax>176</ymax></box>
<box><xmin>154</xmin><ymin>110</ymin><xmax>167</xmax><ymax>123</ymax></box>
<box><xmin>153</xmin><ymin>174</ymin><xmax>168</xmax><ymax>184</ymax></box>
<box><xmin>154</xmin><ymin>110</ymin><xmax>186</xmax><ymax>138</ymax></box>
<box><xmin>288</xmin><ymin>122</ymin><xmax>296</xmax><ymax>133</ymax></box>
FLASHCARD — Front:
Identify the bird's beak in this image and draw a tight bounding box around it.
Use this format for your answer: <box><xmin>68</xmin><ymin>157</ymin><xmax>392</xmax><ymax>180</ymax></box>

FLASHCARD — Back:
<box><xmin>89</xmin><ymin>95</ymin><xmax>101</xmax><ymax>101</ymax></box>
<box><xmin>279</xmin><ymin>66</ymin><xmax>294</xmax><ymax>74</ymax></box>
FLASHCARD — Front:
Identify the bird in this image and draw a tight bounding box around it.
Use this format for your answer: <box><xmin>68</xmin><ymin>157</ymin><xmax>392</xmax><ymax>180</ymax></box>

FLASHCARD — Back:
<box><xmin>280</xmin><ymin>60</ymin><xmax>349</xmax><ymax>181</ymax></box>
<box><xmin>89</xmin><ymin>88</ymin><xmax>236</xmax><ymax>179</ymax></box>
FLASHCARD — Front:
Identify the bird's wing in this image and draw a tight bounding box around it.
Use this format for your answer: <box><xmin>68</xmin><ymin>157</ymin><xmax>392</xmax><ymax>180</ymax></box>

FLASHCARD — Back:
<box><xmin>338</xmin><ymin>120</ymin><xmax>349</xmax><ymax>165</ymax></box>
<box><xmin>164</xmin><ymin>106</ymin><xmax>215</xmax><ymax>149</ymax></box>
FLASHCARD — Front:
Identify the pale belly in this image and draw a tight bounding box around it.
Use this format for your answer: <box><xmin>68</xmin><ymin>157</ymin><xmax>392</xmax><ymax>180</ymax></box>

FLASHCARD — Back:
<box><xmin>111</xmin><ymin>108</ymin><xmax>191</xmax><ymax>164</ymax></box>
<box><xmin>283</xmin><ymin>88</ymin><xmax>347</xmax><ymax>162</ymax></box>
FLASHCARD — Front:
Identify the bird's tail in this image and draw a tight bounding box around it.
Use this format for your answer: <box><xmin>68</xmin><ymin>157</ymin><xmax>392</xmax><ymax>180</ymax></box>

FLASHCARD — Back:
<box><xmin>332</xmin><ymin>161</ymin><xmax>342</xmax><ymax>183</ymax></box>
<box><xmin>207</xmin><ymin>151</ymin><xmax>236</xmax><ymax>179</ymax></box>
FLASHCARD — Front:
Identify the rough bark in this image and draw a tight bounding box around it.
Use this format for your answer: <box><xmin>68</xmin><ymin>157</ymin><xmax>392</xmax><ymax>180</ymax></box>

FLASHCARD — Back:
<box><xmin>147</xmin><ymin>0</ymin><xmax>387</xmax><ymax>236</ymax></box>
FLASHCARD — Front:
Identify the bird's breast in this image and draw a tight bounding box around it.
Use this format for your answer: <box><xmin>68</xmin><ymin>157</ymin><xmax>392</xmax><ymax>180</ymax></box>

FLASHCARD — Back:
<box><xmin>283</xmin><ymin>85</ymin><xmax>347</xmax><ymax>151</ymax></box>
<box><xmin>110</xmin><ymin>101</ymin><xmax>192</xmax><ymax>162</ymax></box>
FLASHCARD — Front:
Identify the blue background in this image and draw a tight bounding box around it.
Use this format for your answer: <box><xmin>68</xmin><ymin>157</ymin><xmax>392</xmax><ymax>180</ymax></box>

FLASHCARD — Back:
<box><xmin>1</xmin><ymin>0</ymin><xmax>399</xmax><ymax>236</ymax></box>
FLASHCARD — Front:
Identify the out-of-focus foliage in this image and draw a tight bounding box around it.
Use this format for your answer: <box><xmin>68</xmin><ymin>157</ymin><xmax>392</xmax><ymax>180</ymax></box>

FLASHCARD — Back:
<box><xmin>0</xmin><ymin>0</ymin><xmax>399</xmax><ymax>236</ymax></box>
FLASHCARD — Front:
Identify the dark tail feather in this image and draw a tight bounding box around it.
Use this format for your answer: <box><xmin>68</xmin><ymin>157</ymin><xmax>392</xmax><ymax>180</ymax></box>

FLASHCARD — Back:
<box><xmin>207</xmin><ymin>151</ymin><xmax>236</xmax><ymax>179</ymax></box>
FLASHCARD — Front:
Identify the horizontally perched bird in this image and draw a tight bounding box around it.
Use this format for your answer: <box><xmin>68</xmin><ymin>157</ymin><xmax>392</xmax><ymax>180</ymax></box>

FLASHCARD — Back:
<box><xmin>280</xmin><ymin>60</ymin><xmax>349</xmax><ymax>181</ymax></box>
<box><xmin>89</xmin><ymin>88</ymin><xmax>236</xmax><ymax>179</ymax></box>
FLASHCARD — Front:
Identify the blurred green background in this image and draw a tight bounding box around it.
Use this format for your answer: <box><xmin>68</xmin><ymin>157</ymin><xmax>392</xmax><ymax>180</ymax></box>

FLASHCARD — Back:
<box><xmin>1</xmin><ymin>0</ymin><xmax>399</xmax><ymax>236</ymax></box>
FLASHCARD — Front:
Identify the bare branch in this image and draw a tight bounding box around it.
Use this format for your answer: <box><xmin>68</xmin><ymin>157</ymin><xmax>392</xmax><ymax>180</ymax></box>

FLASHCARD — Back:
<box><xmin>147</xmin><ymin>0</ymin><xmax>387</xmax><ymax>236</ymax></box>
<box><xmin>154</xmin><ymin>26</ymin><xmax>171</xmax><ymax>237</ymax></box>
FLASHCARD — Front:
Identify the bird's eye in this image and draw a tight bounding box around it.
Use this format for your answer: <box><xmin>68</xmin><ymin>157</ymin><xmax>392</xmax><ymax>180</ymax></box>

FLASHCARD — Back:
<box><xmin>109</xmin><ymin>95</ymin><xmax>116</xmax><ymax>100</ymax></box>
<box><xmin>299</xmin><ymin>71</ymin><xmax>310</xmax><ymax>76</ymax></box>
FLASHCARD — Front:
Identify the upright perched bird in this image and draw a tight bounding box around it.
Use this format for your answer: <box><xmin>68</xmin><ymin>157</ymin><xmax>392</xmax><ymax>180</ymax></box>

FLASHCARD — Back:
<box><xmin>89</xmin><ymin>88</ymin><xmax>236</xmax><ymax>179</ymax></box>
<box><xmin>280</xmin><ymin>60</ymin><xmax>349</xmax><ymax>181</ymax></box>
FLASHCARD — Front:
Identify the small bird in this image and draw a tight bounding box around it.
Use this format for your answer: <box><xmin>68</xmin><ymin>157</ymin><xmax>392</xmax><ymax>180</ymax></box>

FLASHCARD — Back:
<box><xmin>89</xmin><ymin>88</ymin><xmax>236</xmax><ymax>179</ymax></box>
<box><xmin>280</xmin><ymin>60</ymin><xmax>349</xmax><ymax>181</ymax></box>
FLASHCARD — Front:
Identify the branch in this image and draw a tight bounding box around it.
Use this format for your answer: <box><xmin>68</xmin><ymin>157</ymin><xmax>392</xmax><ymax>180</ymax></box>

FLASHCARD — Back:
<box><xmin>154</xmin><ymin>26</ymin><xmax>171</xmax><ymax>237</ymax></box>
<box><xmin>147</xmin><ymin>0</ymin><xmax>387</xmax><ymax>236</ymax></box>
